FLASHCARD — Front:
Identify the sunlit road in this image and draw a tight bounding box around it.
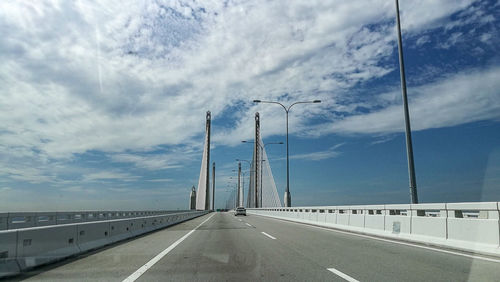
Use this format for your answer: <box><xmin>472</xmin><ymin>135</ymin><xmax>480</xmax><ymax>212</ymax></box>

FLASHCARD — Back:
<box><xmin>9</xmin><ymin>212</ymin><xmax>500</xmax><ymax>281</ymax></box>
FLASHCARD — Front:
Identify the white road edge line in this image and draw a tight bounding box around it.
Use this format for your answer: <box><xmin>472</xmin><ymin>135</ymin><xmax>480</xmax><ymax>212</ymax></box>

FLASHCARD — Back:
<box><xmin>245</xmin><ymin>223</ymin><xmax>252</xmax><ymax>227</ymax></box>
<box><xmin>327</xmin><ymin>267</ymin><xmax>360</xmax><ymax>282</ymax></box>
<box><xmin>122</xmin><ymin>213</ymin><xmax>216</xmax><ymax>282</ymax></box>
<box><xmin>254</xmin><ymin>215</ymin><xmax>500</xmax><ymax>264</ymax></box>
<box><xmin>261</xmin><ymin>232</ymin><xmax>276</xmax><ymax>240</ymax></box>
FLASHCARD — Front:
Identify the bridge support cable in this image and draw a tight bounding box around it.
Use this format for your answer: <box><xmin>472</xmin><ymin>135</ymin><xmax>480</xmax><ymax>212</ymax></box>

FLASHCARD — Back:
<box><xmin>259</xmin><ymin>137</ymin><xmax>282</xmax><ymax>207</ymax></box>
<box><xmin>196</xmin><ymin>111</ymin><xmax>211</xmax><ymax>210</ymax></box>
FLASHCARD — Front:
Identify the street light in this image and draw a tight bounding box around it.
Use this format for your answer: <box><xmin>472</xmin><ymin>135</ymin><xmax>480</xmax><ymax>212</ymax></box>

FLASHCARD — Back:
<box><xmin>253</xmin><ymin>99</ymin><xmax>321</xmax><ymax>207</ymax></box>
<box><xmin>241</xmin><ymin>141</ymin><xmax>283</xmax><ymax>207</ymax></box>
<box><xmin>236</xmin><ymin>159</ymin><xmax>252</xmax><ymax>207</ymax></box>
<box><xmin>394</xmin><ymin>0</ymin><xmax>418</xmax><ymax>204</ymax></box>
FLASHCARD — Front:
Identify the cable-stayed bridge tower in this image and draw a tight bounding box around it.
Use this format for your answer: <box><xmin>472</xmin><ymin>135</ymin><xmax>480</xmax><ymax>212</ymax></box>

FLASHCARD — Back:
<box><xmin>247</xmin><ymin>112</ymin><xmax>282</xmax><ymax>208</ymax></box>
<box><xmin>196</xmin><ymin>111</ymin><xmax>211</xmax><ymax>210</ymax></box>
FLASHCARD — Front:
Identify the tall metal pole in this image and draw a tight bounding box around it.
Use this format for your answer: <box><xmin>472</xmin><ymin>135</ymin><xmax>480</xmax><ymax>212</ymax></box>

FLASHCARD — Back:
<box><xmin>205</xmin><ymin>111</ymin><xmax>211</xmax><ymax>210</ymax></box>
<box><xmin>212</xmin><ymin>162</ymin><xmax>215</xmax><ymax>210</ymax></box>
<box><xmin>395</xmin><ymin>0</ymin><xmax>418</xmax><ymax>204</ymax></box>
<box><xmin>254</xmin><ymin>113</ymin><xmax>260</xmax><ymax>208</ymax></box>
<box><xmin>237</xmin><ymin>162</ymin><xmax>241</xmax><ymax>207</ymax></box>
<box><xmin>284</xmin><ymin>110</ymin><xmax>291</xmax><ymax>207</ymax></box>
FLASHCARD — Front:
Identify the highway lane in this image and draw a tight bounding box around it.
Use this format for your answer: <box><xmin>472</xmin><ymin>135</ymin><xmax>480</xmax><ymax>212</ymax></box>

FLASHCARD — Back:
<box><xmin>8</xmin><ymin>212</ymin><xmax>500</xmax><ymax>281</ymax></box>
<box><xmin>241</xmin><ymin>213</ymin><xmax>500</xmax><ymax>282</ymax></box>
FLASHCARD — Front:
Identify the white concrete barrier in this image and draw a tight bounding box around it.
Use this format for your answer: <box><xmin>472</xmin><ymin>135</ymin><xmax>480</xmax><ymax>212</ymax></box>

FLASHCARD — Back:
<box><xmin>410</xmin><ymin>203</ymin><xmax>447</xmax><ymax>239</ymax></box>
<box><xmin>0</xmin><ymin>231</ymin><xmax>19</xmax><ymax>277</ymax></box>
<box><xmin>16</xmin><ymin>225</ymin><xmax>80</xmax><ymax>270</ymax></box>
<box><xmin>77</xmin><ymin>222</ymin><xmax>111</xmax><ymax>252</ymax></box>
<box><xmin>364</xmin><ymin>205</ymin><xmax>385</xmax><ymax>231</ymax></box>
<box><xmin>249</xmin><ymin>202</ymin><xmax>500</xmax><ymax>257</ymax></box>
<box><xmin>384</xmin><ymin>204</ymin><xmax>411</xmax><ymax>235</ymax></box>
<box><xmin>349</xmin><ymin>205</ymin><xmax>365</xmax><ymax>229</ymax></box>
<box><xmin>446</xmin><ymin>202</ymin><xmax>499</xmax><ymax>253</ymax></box>
<box><xmin>0</xmin><ymin>210</ymin><xmax>209</xmax><ymax>278</ymax></box>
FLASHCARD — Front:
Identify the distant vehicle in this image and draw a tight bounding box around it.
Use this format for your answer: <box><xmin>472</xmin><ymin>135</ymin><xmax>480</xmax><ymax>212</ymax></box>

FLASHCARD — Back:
<box><xmin>234</xmin><ymin>207</ymin><xmax>246</xmax><ymax>216</ymax></box>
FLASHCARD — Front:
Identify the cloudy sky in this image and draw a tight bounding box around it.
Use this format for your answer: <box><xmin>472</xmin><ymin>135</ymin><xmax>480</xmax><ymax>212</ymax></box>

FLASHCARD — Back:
<box><xmin>1</xmin><ymin>0</ymin><xmax>499</xmax><ymax>211</ymax></box>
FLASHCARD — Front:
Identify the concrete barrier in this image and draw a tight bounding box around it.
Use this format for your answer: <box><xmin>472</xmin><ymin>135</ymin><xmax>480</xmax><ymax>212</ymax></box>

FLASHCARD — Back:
<box><xmin>446</xmin><ymin>202</ymin><xmax>499</xmax><ymax>252</ymax></box>
<box><xmin>0</xmin><ymin>231</ymin><xmax>19</xmax><ymax>277</ymax></box>
<box><xmin>349</xmin><ymin>205</ymin><xmax>365</xmax><ymax>228</ymax></box>
<box><xmin>0</xmin><ymin>210</ymin><xmax>209</xmax><ymax>278</ymax></box>
<box><xmin>364</xmin><ymin>205</ymin><xmax>385</xmax><ymax>231</ymax></box>
<box><xmin>249</xmin><ymin>202</ymin><xmax>500</xmax><ymax>257</ymax></box>
<box><xmin>410</xmin><ymin>203</ymin><xmax>447</xmax><ymax>239</ymax></box>
<box><xmin>77</xmin><ymin>222</ymin><xmax>111</xmax><ymax>252</ymax></box>
<box><xmin>16</xmin><ymin>225</ymin><xmax>80</xmax><ymax>270</ymax></box>
<box><xmin>384</xmin><ymin>204</ymin><xmax>411</xmax><ymax>235</ymax></box>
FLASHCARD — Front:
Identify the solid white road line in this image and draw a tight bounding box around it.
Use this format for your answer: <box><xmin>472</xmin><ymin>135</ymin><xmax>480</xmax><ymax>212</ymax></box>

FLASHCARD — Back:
<box><xmin>122</xmin><ymin>213</ymin><xmax>215</xmax><ymax>282</ymax></box>
<box><xmin>327</xmin><ymin>267</ymin><xmax>360</xmax><ymax>282</ymax></box>
<box><xmin>245</xmin><ymin>223</ymin><xmax>252</xmax><ymax>227</ymax></box>
<box><xmin>253</xmin><ymin>215</ymin><xmax>500</xmax><ymax>264</ymax></box>
<box><xmin>261</xmin><ymin>232</ymin><xmax>276</xmax><ymax>240</ymax></box>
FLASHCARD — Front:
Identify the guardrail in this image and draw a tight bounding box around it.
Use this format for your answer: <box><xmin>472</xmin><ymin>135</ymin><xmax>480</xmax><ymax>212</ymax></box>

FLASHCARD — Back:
<box><xmin>248</xmin><ymin>202</ymin><xmax>500</xmax><ymax>257</ymax></box>
<box><xmin>0</xmin><ymin>210</ymin><xmax>190</xmax><ymax>231</ymax></box>
<box><xmin>0</xmin><ymin>210</ymin><xmax>209</xmax><ymax>278</ymax></box>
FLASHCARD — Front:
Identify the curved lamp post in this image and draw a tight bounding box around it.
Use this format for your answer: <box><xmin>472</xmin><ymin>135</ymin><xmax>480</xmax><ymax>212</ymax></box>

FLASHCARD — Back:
<box><xmin>253</xmin><ymin>99</ymin><xmax>321</xmax><ymax>207</ymax></box>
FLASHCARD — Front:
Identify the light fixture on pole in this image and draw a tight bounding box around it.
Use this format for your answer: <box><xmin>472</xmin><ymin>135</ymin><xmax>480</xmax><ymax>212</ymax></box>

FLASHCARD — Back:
<box><xmin>253</xmin><ymin>99</ymin><xmax>321</xmax><ymax>207</ymax></box>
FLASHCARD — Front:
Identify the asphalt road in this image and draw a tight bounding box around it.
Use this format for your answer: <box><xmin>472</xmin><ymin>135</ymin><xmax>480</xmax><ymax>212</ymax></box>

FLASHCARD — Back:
<box><xmin>8</xmin><ymin>212</ymin><xmax>500</xmax><ymax>282</ymax></box>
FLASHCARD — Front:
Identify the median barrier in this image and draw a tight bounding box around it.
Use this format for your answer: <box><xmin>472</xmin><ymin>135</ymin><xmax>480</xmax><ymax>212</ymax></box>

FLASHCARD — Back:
<box><xmin>0</xmin><ymin>230</ymin><xmax>19</xmax><ymax>277</ymax></box>
<box><xmin>77</xmin><ymin>221</ymin><xmax>112</xmax><ymax>252</ymax></box>
<box><xmin>109</xmin><ymin>219</ymin><xmax>132</xmax><ymax>243</ymax></box>
<box><xmin>16</xmin><ymin>225</ymin><xmax>80</xmax><ymax>270</ymax></box>
<box><xmin>248</xmin><ymin>202</ymin><xmax>500</xmax><ymax>257</ymax></box>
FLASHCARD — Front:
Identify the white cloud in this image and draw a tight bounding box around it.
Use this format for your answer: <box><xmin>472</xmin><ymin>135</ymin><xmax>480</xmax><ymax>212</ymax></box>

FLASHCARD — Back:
<box><xmin>311</xmin><ymin>66</ymin><xmax>500</xmax><ymax>135</ymax></box>
<box><xmin>146</xmin><ymin>178</ymin><xmax>172</xmax><ymax>183</ymax></box>
<box><xmin>110</xmin><ymin>153</ymin><xmax>182</xmax><ymax>170</ymax></box>
<box><xmin>290</xmin><ymin>144</ymin><xmax>344</xmax><ymax>161</ymax></box>
<box><xmin>82</xmin><ymin>171</ymin><xmax>139</xmax><ymax>182</ymax></box>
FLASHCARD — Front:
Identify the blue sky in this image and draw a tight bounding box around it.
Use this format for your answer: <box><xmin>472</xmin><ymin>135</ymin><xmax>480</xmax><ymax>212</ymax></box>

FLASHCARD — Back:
<box><xmin>0</xmin><ymin>0</ymin><xmax>499</xmax><ymax>211</ymax></box>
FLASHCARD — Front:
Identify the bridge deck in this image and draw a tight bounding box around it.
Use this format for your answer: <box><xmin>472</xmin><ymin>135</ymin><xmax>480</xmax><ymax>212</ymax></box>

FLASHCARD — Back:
<box><xmin>9</xmin><ymin>212</ymin><xmax>500</xmax><ymax>281</ymax></box>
